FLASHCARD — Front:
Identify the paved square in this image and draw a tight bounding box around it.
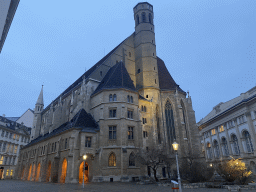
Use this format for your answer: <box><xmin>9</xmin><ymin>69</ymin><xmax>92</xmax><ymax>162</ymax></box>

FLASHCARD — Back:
<box><xmin>0</xmin><ymin>180</ymin><xmax>255</xmax><ymax>192</ymax></box>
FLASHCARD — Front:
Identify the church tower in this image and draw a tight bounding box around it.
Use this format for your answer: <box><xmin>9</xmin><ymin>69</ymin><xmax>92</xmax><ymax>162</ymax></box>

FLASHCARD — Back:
<box><xmin>31</xmin><ymin>85</ymin><xmax>44</xmax><ymax>140</ymax></box>
<box><xmin>133</xmin><ymin>2</ymin><xmax>160</xmax><ymax>99</ymax></box>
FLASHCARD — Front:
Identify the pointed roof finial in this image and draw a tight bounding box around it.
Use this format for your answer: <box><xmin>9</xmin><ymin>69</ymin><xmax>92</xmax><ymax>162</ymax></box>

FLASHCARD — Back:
<box><xmin>36</xmin><ymin>85</ymin><xmax>44</xmax><ymax>105</ymax></box>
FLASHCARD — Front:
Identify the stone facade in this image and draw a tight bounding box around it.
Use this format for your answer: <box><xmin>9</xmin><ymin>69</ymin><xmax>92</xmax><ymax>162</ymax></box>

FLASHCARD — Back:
<box><xmin>198</xmin><ymin>86</ymin><xmax>256</xmax><ymax>175</ymax></box>
<box><xmin>16</xmin><ymin>2</ymin><xmax>200</xmax><ymax>183</ymax></box>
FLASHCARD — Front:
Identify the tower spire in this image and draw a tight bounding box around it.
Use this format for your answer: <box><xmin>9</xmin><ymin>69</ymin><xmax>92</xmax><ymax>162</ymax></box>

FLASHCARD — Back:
<box><xmin>36</xmin><ymin>85</ymin><xmax>44</xmax><ymax>105</ymax></box>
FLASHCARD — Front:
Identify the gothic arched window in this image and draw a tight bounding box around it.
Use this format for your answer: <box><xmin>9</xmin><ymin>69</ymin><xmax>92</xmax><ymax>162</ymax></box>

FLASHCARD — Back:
<box><xmin>149</xmin><ymin>13</ymin><xmax>152</xmax><ymax>24</ymax></box>
<box><xmin>136</xmin><ymin>15</ymin><xmax>139</xmax><ymax>25</ymax></box>
<box><xmin>109</xmin><ymin>94</ymin><xmax>113</xmax><ymax>102</ymax></box>
<box><xmin>243</xmin><ymin>131</ymin><xmax>254</xmax><ymax>153</ymax></box>
<box><xmin>221</xmin><ymin>137</ymin><xmax>229</xmax><ymax>156</ymax></box>
<box><xmin>213</xmin><ymin>140</ymin><xmax>220</xmax><ymax>158</ymax></box>
<box><xmin>165</xmin><ymin>100</ymin><xmax>176</xmax><ymax>145</ymax></box>
<box><xmin>108</xmin><ymin>152</ymin><xmax>116</xmax><ymax>167</ymax></box>
<box><xmin>127</xmin><ymin>95</ymin><xmax>130</xmax><ymax>103</ymax></box>
<box><xmin>142</xmin><ymin>12</ymin><xmax>146</xmax><ymax>23</ymax></box>
<box><xmin>113</xmin><ymin>94</ymin><xmax>117</xmax><ymax>101</ymax></box>
<box><xmin>130</xmin><ymin>96</ymin><xmax>133</xmax><ymax>103</ymax></box>
<box><xmin>231</xmin><ymin>134</ymin><xmax>240</xmax><ymax>155</ymax></box>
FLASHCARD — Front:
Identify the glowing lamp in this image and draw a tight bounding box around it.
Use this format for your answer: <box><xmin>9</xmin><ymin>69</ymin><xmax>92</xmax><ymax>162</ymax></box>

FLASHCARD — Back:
<box><xmin>172</xmin><ymin>141</ymin><xmax>179</xmax><ymax>151</ymax></box>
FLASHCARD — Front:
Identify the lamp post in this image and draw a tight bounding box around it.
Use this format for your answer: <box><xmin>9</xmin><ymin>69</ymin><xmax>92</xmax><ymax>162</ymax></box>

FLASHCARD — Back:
<box><xmin>172</xmin><ymin>141</ymin><xmax>182</xmax><ymax>192</ymax></box>
<box><xmin>82</xmin><ymin>154</ymin><xmax>87</xmax><ymax>188</ymax></box>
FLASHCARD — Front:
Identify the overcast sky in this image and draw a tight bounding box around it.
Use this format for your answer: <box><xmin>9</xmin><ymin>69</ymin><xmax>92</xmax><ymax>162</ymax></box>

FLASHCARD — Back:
<box><xmin>1</xmin><ymin>0</ymin><xmax>256</xmax><ymax>122</ymax></box>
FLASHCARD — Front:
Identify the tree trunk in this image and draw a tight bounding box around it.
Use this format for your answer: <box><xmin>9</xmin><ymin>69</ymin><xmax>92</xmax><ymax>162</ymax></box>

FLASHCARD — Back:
<box><xmin>153</xmin><ymin>169</ymin><xmax>158</xmax><ymax>182</ymax></box>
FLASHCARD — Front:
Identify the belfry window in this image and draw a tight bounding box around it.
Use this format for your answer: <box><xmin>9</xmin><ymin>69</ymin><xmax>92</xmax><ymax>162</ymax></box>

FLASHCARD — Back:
<box><xmin>85</xmin><ymin>137</ymin><xmax>91</xmax><ymax>148</ymax></box>
<box><xmin>149</xmin><ymin>13</ymin><xmax>152</xmax><ymax>24</ymax></box>
<box><xmin>165</xmin><ymin>100</ymin><xmax>176</xmax><ymax>145</ymax></box>
<box><xmin>142</xmin><ymin>12</ymin><xmax>146</xmax><ymax>23</ymax></box>
<box><xmin>136</xmin><ymin>15</ymin><xmax>139</xmax><ymax>25</ymax></box>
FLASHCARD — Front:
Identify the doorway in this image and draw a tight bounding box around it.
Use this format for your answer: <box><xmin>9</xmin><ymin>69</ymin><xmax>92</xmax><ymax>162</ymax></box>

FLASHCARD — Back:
<box><xmin>46</xmin><ymin>161</ymin><xmax>51</xmax><ymax>182</ymax></box>
<box><xmin>79</xmin><ymin>161</ymin><xmax>89</xmax><ymax>183</ymax></box>
<box><xmin>60</xmin><ymin>158</ymin><xmax>67</xmax><ymax>183</ymax></box>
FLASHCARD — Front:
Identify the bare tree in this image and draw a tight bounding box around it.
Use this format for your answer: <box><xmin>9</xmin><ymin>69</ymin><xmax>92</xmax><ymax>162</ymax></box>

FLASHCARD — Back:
<box><xmin>136</xmin><ymin>147</ymin><xmax>167</xmax><ymax>182</ymax></box>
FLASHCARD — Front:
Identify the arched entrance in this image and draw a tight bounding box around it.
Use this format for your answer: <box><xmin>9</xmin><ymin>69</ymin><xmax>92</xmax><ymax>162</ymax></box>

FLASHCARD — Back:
<box><xmin>36</xmin><ymin>163</ymin><xmax>41</xmax><ymax>181</ymax></box>
<box><xmin>27</xmin><ymin>164</ymin><xmax>32</xmax><ymax>180</ymax></box>
<box><xmin>60</xmin><ymin>158</ymin><xmax>67</xmax><ymax>183</ymax></box>
<box><xmin>79</xmin><ymin>162</ymin><xmax>89</xmax><ymax>183</ymax></box>
<box><xmin>46</xmin><ymin>161</ymin><xmax>51</xmax><ymax>182</ymax></box>
<box><xmin>0</xmin><ymin>167</ymin><xmax>4</xmax><ymax>179</ymax></box>
<box><xmin>32</xmin><ymin>164</ymin><xmax>36</xmax><ymax>180</ymax></box>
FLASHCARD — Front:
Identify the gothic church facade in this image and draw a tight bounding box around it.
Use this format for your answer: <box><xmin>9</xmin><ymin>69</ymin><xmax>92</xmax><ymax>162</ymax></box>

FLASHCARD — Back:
<box><xmin>16</xmin><ymin>2</ymin><xmax>200</xmax><ymax>183</ymax></box>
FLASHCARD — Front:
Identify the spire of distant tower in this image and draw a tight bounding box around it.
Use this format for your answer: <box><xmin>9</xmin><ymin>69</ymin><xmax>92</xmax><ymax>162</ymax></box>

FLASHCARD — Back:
<box><xmin>36</xmin><ymin>85</ymin><xmax>44</xmax><ymax>105</ymax></box>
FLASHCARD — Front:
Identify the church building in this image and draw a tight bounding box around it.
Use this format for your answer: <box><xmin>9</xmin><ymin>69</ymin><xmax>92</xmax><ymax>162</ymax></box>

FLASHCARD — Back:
<box><xmin>16</xmin><ymin>2</ymin><xmax>200</xmax><ymax>183</ymax></box>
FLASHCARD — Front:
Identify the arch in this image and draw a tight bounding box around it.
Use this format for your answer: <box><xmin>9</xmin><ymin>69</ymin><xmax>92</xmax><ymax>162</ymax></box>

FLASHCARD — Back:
<box><xmin>36</xmin><ymin>163</ymin><xmax>41</xmax><ymax>181</ymax></box>
<box><xmin>213</xmin><ymin>140</ymin><xmax>220</xmax><ymax>158</ymax></box>
<box><xmin>130</xmin><ymin>96</ymin><xmax>133</xmax><ymax>103</ymax></box>
<box><xmin>46</xmin><ymin>161</ymin><xmax>51</xmax><ymax>182</ymax></box>
<box><xmin>113</xmin><ymin>94</ymin><xmax>117</xmax><ymax>101</ymax></box>
<box><xmin>242</xmin><ymin>130</ymin><xmax>254</xmax><ymax>153</ymax></box>
<box><xmin>79</xmin><ymin>161</ymin><xmax>89</xmax><ymax>183</ymax></box>
<box><xmin>108</xmin><ymin>152</ymin><xmax>116</xmax><ymax>167</ymax></box>
<box><xmin>221</xmin><ymin>137</ymin><xmax>229</xmax><ymax>156</ymax></box>
<box><xmin>27</xmin><ymin>164</ymin><xmax>32</xmax><ymax>180</ymax></box>
<box><xmin>231</xmin><ymin>134</ymin><xmax>240</xmax><ymax>155</ymax></box>
<box><xmin>127</xmin><ymin>95</ymin><xmax>130</xmax><ymax>103</ymax></box>
<box><xmin>129</xmin><ymin>152</ymin><xmax>135</xmax><ymax>166</ymax></box>
<box><xmin>109</xmin><ymin>94</ymin><xmax>113</xmax><ymax>102</ymax></box>
<box><xmin>165</xmin><ymin>100</ymin><xmax>176</xmax><ymax>145</ymax></box>
<box><xmin>136</xmin><ymin>15</ymin><xmax>139</xmax><ymax>25</ymax></box>
<box><xmin>149</xmin><ymin>13</ymin><xmax>152</xmax><ymax>24</ymax></box>
<box><xmin>60</xmin><ymin>158</ymin><xmax>67</xmax><ymax>183</ymax></box>
<box><xmin>141</xmin><ymin>105</ymin><xmax>143</xmax><ymax>111</ymax></box>
<box><xmin>142</xmin><ymin>12</ymin><xmax>146</xmax><ymax>22</ymax></box>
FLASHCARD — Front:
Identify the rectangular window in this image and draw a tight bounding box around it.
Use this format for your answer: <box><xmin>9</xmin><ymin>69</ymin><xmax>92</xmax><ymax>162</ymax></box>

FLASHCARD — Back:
<box><xmin>5</xmin><ymin>132</ymin><xmax>9</xmax><ymax>138</ymax></box>
<box><xmin>10</xmin><ymin>169</ymin><xmax>13</xmax><ymax>176</ymax></box>
<box><xmin>10</xmin><ymin>144</ymin><xmax>13</xmax><ymax>153</ymax></box>
<box><xmin>142</xmin><ymin>118</ymin><xmax>147</xmax><ymax>124</ymax></box>
<box><xmin>143</xmin><ymin>131</ymin><xmax>148</xmax><ymax>138</ymax></box>
<box><xmin>6</xmin><ymin>143</ymin><xmax>10</xmax><ymax>152</ymax></box>
<box><xmin>0</xmin><ymin>142</ymin><xmax>2</xmax><ymax>152</ymax></box>
<box><xmin>13</xmin><ymin>134</ymin><xmax>16</xmax><ymax>140</ymax></box>
<box><xmin>0</xmin><ymin>156</ymin><xmax>3</xmax><ymax>164</ymax></box>
<box><xmin>127</xmin><ymin>110</ymin><xmax>133</xmax><ymax>119</ymax></box>
<box><xmin>2</xmin><ymin>143</ymin><xmax>6</xmax><ymax>152</ymax></box>
<box><xmin>128</xmin><ymin>126</ymin><xmax>134</xmax><ymax>140</ymax></box>
<box><xmin>52</xmin><ymin>143</ymin><xmax>54</xmax><ymax>152</ymax></box>
<box><xmin>85</xmin><ymin>137</ymin><xmax>92</xmax><ymax>148</ymax></box>
<box><xmin>9</xmin><ymin>133</ymin><xmax>13</xmax><ymax>139</ymax></box>
<box><xmin>54</xmin><ymin>142</ymin><xmax>57</xmax><ymax>152</ymax></box>
<box><xmin>14</xmin><ymin>145</ymin><xmax>18</xmax><ymax>154</ymax></box>
<box><xmin>4</xmin><ymin>157</ymin><xmax>8</xmax><ymax>165</ymax></box>
<box><xmin>211</xmin><ymin>129</ymin><xmax>216</xmax><ymax>135</ymax></box>
<box><xmin>16</xmin><ymin>135</ymin><xmax>20</xmax><ymax>141</ymax></box>
<box><xmin>219</xmin><ymin>125</ymin><xmax>224</xmax><ymax>132</ymax></box>
<box><xmin>1</xmin><ymin>131</ymin><xmax>4</xmax><ymax>137</ymax></box>
<box><xmin>109</xmin><ymin>126</ymin><xmax>117</xmax><ymax>140</ymax></box>
<box><xmin>109</xmin><ymin>109</ymin><xmax>117</xmax><ymax>118</ymax></box>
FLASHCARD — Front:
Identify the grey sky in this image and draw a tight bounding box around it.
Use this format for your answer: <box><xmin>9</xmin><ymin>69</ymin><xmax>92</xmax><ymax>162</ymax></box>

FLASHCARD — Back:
<box><xmin>1</xmin><ymin>0</ymin><xmax>255</xmax><ymax>122</ymax></box>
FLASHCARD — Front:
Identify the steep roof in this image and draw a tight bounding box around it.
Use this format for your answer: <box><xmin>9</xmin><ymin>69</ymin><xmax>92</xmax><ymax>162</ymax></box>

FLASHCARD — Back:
<box><xmin>92</xmin><ymin>61</ymin><xmax>136</xmax><ymax>96</ymax></box>
<box><xmin>25</xmin><ymin>108</ymin><xmax>98</xmax><ymax>149</ymax></box>
<box><xmin>157</xmin><ymin>57</ymin><xmax>185</xmax><ymax>93</ymax></box>
<box><xmin>36</xmin><ymin>85</ymin><xmax>44</xmax><ymax>105</ymax></box>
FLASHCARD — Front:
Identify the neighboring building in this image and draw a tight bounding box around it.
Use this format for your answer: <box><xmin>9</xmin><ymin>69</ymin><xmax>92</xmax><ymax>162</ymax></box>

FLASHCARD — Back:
<box><xmin>0</xmin><ymin>116</ymin><xmax>30</xmax><ymax>179</ymax></box>
<box><xmin>0</xmin><ymin>0</ymin><xmax>20</xmax><ymax>53</ymax></box>
<box><xmin>16</xmin><ymin>2</ymin><xmax>200</xmax><ymax>183</ymax></box>
<box><xmin>198</xmin><ymin>86</ymin><xmax>256</xmax><ymax>174</ymax></box>
<box><xmin>6</xmin><ymin>109</ymin><xmax>34</xmax><ymax>128</ymax></box>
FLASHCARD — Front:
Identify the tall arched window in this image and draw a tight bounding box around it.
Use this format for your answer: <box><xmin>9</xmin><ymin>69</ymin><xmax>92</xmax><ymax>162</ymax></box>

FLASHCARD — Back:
<box><xmin>109</xmin><ymin>94</ymin><xmax>113</xmax><ymax>102</ymax></box>
<box><xmin>130</xmin><ymin>96</ymin><xmax>133</xmax><ymax>103</ymax></box>
<box><xmin>136</xmin><ymin>15</ymin><xmax>139</xmax><ymax>25</ymax></box>
<box><xmin>206</xmin><ymin>143</ymin><xmax>212</xmax><ymax>159</ymax></box>
<box><xmin>144</xmin><ymin>106</ymin><xmax>147</xmax><ymax>112</ymax></box>
<box><xmin>149</xmin><ymin>13</ymin><xmax>152</xmax><ymax>24</ymax></box>
<box><xmin>231</xmin><ymin>134</ymin><xmax>240</xmax><ymax>155</ymax></box>
<box><xmin>142</xmin><ymin>12</ymin><xmax>146</xmax><ymax>22</ymax></box>
<box><xmin>113</xmin><ymin>94</ymin><xmax>117</xmax><ymax>101</ymax></box>
<box><xmin>221</xmin><ymin>137</ymin><xmax>229</xmax><ymax>156</ymax></box>
<box><xmin>108</xmin><ymin>153</ymin><xmax>116</xmax><ymax>167</ymax></box>
<box><xmin>127</xmin><ymin>95</ymin><xmax>130</xmax><ymax>103</ymax></box>
<box><xmin>213</xmin><ymin>140</ymin><xmax>220</xmax><ymax>158</ymax></box>
<box><xmin>165</xmin><ymin>100</ymin><xmax>176</xmax><ymax>145</ymax></box>
<box><xmin>129</xmin><ymin>152</ymin><xmax>135</xmax><ymax>166</ymax></box>
<box><xmin>243</xmin><ymin>131</ymin><xmax>254</xmax><ymax>153</ymax></box>
<box><xmin>181</xmin><ymin>100</ymin><xmax>188</xmax><ymax>140</ymax></box>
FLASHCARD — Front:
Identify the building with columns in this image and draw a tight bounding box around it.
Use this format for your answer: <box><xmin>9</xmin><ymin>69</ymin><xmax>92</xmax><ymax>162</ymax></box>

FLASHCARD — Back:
<box><xmin>198</xmin><ymin>86</ymin><xmax>256</xmax><ymax>174</ymax></box>
<box><xmin>15</xmin><ymin>2</ymin><xmax>200</xmax><ymax>183</ymax></box>
<box><xmin>0</xmin><ymin>115</ymin><xmax>30</xmax><ymax>179</ymax></box>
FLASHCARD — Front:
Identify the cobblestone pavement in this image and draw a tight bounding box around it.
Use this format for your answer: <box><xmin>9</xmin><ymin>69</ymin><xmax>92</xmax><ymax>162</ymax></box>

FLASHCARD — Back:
<box><xmin>0</xmin><ymin>180</ymin><xmax>255</xmax><ymax>192</ymax></box>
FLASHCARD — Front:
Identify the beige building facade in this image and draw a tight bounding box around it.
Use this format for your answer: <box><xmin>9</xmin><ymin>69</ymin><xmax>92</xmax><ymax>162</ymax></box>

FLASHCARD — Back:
<box><xmin>16</xmin><ymin>2</ymin><xmax>200</xmax><ymax>183</ymax></box>
<box><xmin>198</xmin><ymin>86</ymin><xmax>256</xmax><ymax>174</ymax></box>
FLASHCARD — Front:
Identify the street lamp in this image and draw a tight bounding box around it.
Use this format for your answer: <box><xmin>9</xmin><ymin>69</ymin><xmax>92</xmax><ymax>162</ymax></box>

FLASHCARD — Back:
<box><xmin>82</xmin><ymin>154</ymin><xmax>87</xmax><ymax>188</ymax></box>
<box><xmin>172</xmin><ymin>141</ymin><xmax>182</xmax><ymax>192</ymax></box>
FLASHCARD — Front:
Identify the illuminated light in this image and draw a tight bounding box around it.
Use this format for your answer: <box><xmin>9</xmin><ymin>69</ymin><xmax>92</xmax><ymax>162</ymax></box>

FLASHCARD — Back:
<box><xmin>172</xmin><ymin>142</ymin><xmax>179</xmax><ymax>151</ymax></box>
